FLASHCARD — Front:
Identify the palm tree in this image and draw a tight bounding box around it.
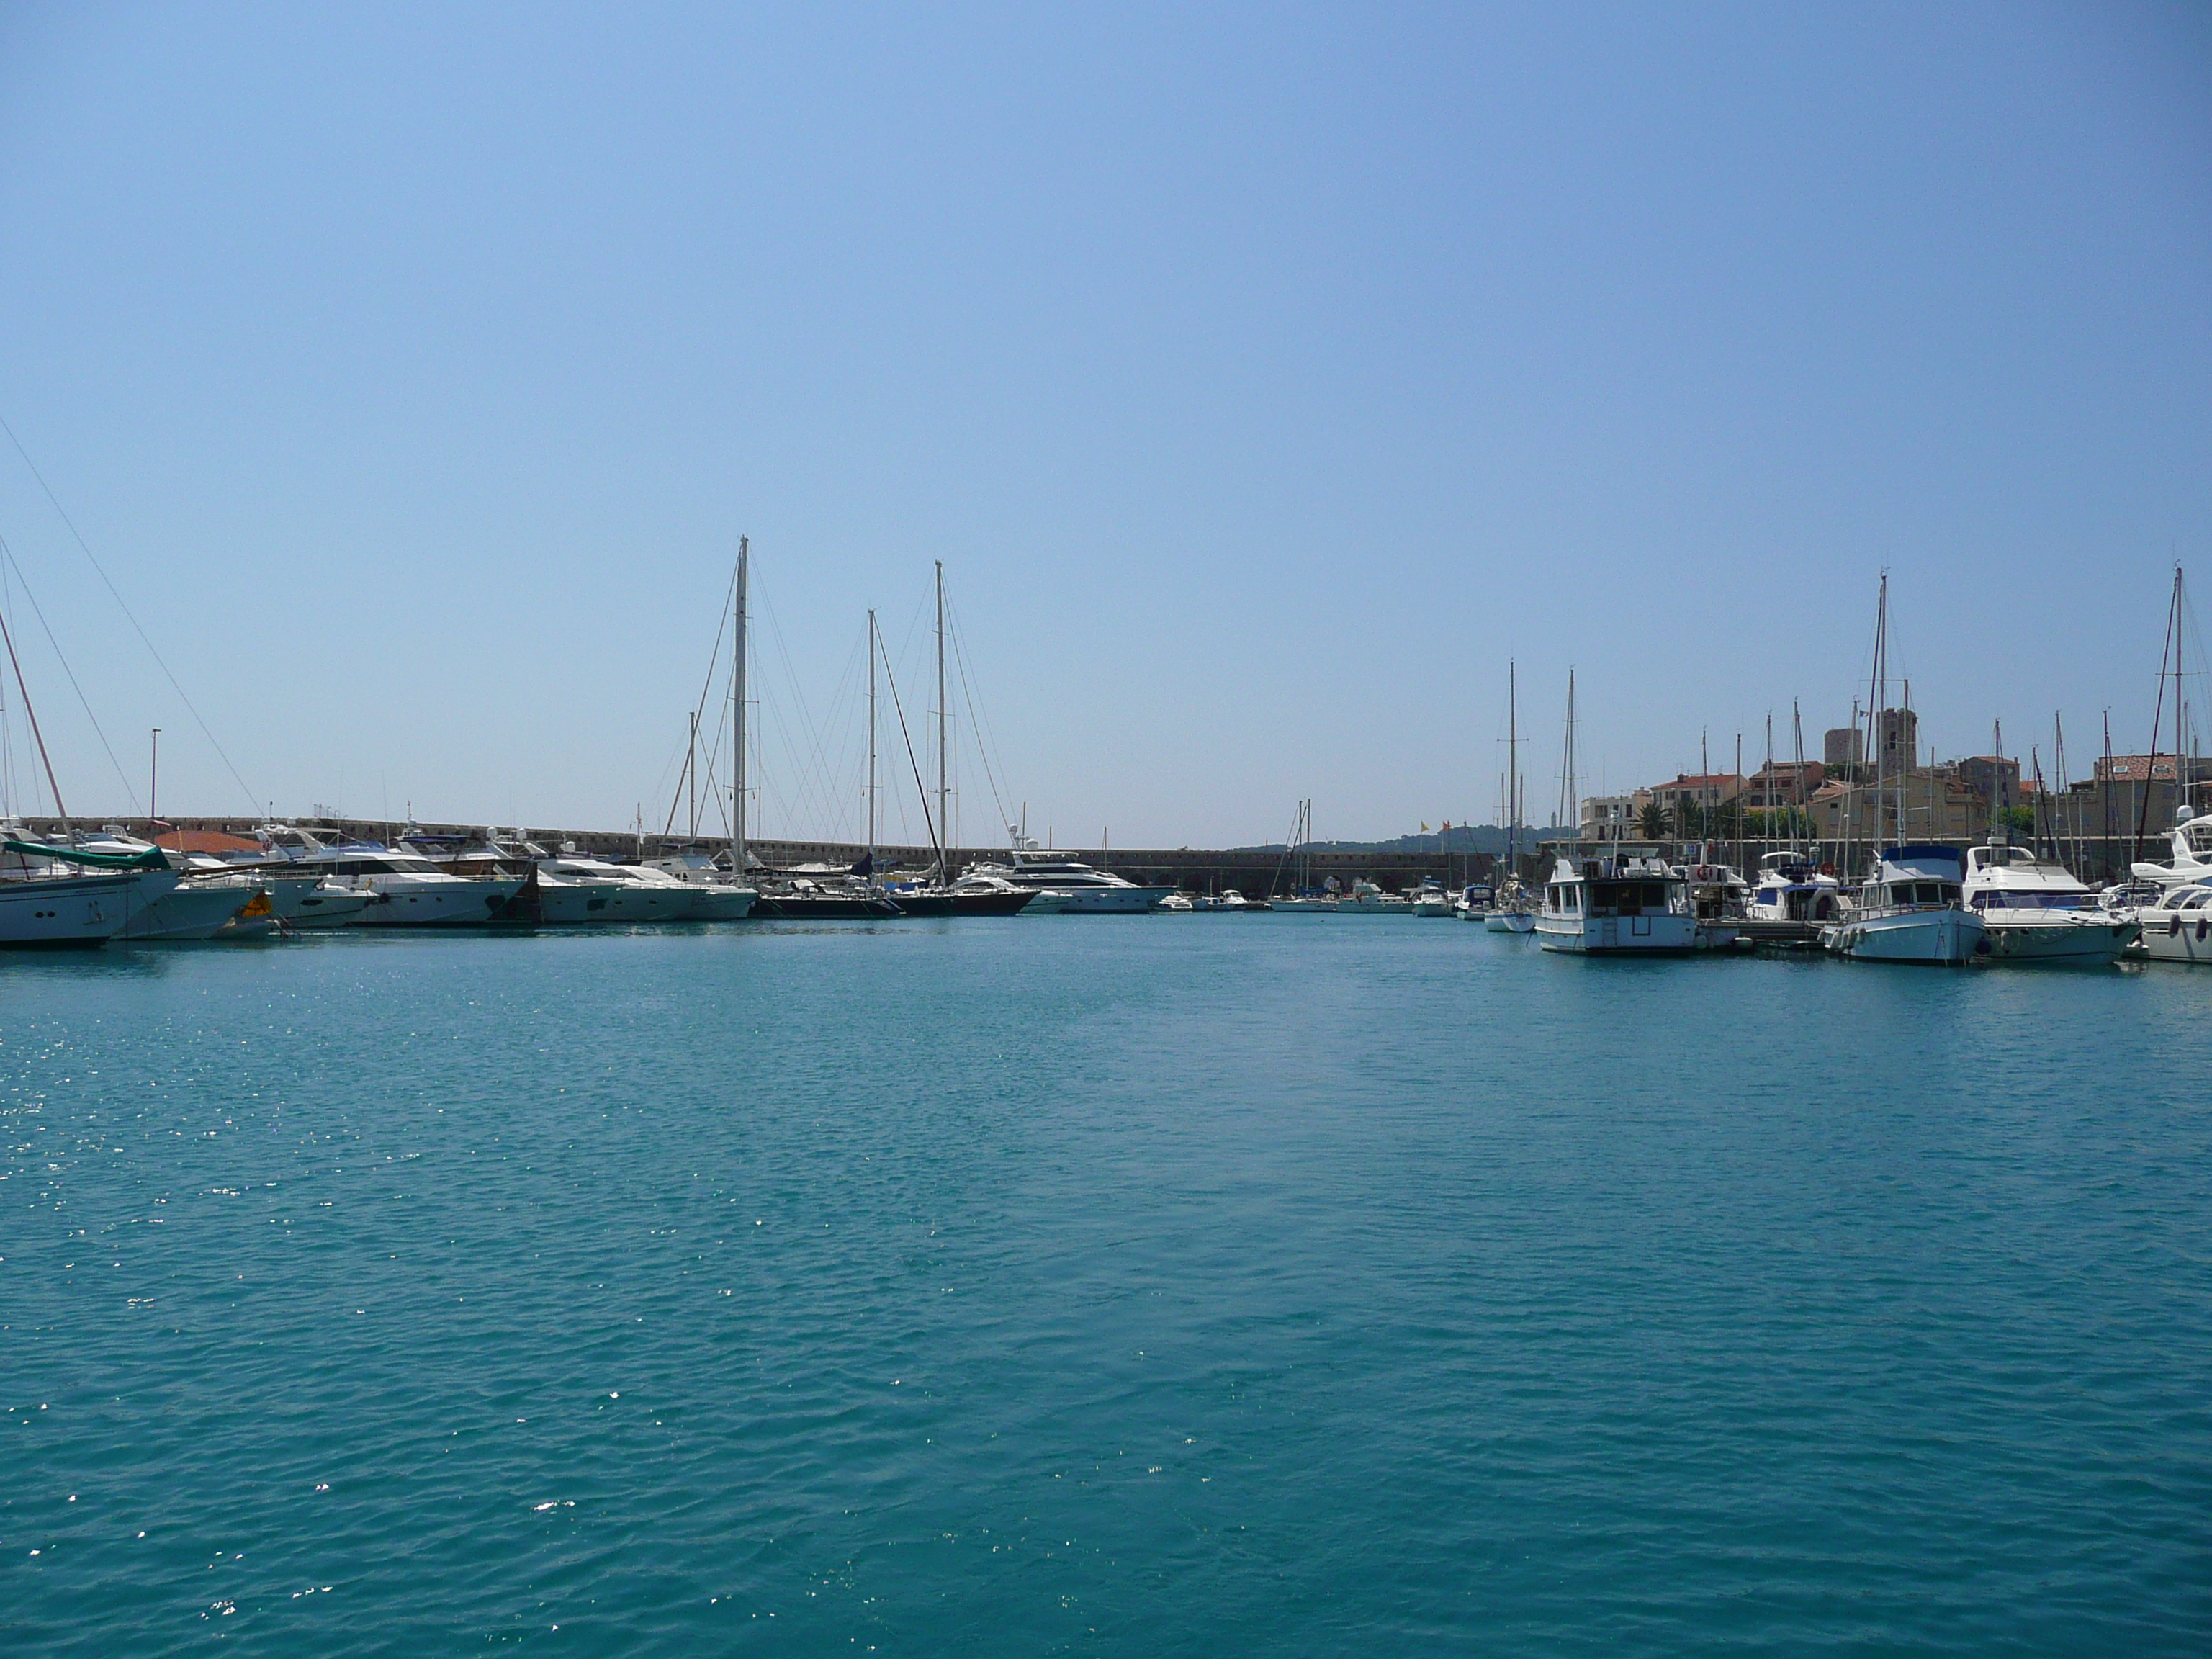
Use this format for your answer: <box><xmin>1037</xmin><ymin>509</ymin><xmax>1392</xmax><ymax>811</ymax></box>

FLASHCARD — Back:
<box><xmin>1637</xmin><ymin>801</ymin><xmax>1671</xmax><ymax>840</ymax></box>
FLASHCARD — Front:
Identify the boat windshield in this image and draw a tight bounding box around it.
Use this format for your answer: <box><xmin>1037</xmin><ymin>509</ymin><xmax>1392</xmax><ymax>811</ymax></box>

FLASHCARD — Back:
<box><xmin>1972</xmin><ymin>891</ymin><xmax>2085</xmax><ymax>911</ymax></box>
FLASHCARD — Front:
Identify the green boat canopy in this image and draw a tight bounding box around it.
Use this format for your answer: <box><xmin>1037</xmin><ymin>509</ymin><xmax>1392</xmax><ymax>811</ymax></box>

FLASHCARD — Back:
<box><xmin>4</xmin><ymin>839</ymin><xmax>171</xmax><ymax>871</ymax></box>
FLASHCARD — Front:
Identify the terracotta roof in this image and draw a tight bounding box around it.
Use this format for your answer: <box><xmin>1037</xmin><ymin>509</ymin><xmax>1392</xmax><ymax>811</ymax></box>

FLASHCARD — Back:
<box><xmin>153</xmin><ymin>829</ymin><xmax>263</xmax><ymax>854</ymax></box>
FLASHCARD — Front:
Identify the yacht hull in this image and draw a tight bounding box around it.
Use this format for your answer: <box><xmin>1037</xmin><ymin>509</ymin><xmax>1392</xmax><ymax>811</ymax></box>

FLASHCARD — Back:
<box><xmin>356</xmin><ymin>878</ymin><xmax>523</xmax><ymax>927</ymax></box>
<box><xmin>118</xmin><ymin>881</ymin><xmax>253</xmax><ymax>942</ymax></box>
<box><xmin>0</xmin><ymin>871</ymin><xmax>142</xmax><ymax>948</ymax></box>
<box><xmin>1484</xmin><ymin>909</ymin><xmax>1537</xmax><ymax>932</ymax></box>
<box><xmin>276</xmin><ymin>881</ymin><xmax>371</xmax><ymax>928</ymax></box>
<box><xmin>1980</xmin><ymin>916</ymin><xmax>2136</xmax><ymax>964</ymax></box>
<box><xmin>887</xmin><ymin>890</ymin><xmax>1035</xmax><ymax>917</ymax></box>
<box><xmin>534</xmin><ymin>883</ymin><xmax>632</xmax><ymax>924</ymax></box>
<box><xmin>685</xmin><ymin>888</ymin><xmax>757</xmax><ymax>920</ymax></box>
<box><xmin>1020</xmin><ymin>886</ymin><xmax>1175</xmax><ymax>914</ymax></box>
<box><xmin>750</xmin><ymin>893</ymin><xmax>904</xmax><ymax>919</ymax></box>
<box><xmin>2138</xmin><ymin>910</ymin><xmax>2212</xmax><ymax>963</ymax></box>
<box><xmin>1536</xmin><ymin>913</ymin><xmax>1705</xmax><ymax>953</ymax></box>
<box><xmin>1823</xmin><ymin>908</ymin><xmax>1984</xmax><ymax>965</ymax></box>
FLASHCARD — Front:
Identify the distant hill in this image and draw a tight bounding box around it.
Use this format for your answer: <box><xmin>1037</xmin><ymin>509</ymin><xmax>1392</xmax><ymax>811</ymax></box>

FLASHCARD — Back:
<box><xmin>1233</xmin><ymin>823</ymin><xmax>1558</xmax><ymax>856</ymax></box>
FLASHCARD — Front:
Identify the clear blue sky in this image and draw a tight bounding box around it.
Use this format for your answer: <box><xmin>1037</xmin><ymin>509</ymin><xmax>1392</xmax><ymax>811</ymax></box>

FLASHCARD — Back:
<box><xmin>1</xmin><ymin>3</ymin><xmax>2206</xmax><ymax>846</ymax></box>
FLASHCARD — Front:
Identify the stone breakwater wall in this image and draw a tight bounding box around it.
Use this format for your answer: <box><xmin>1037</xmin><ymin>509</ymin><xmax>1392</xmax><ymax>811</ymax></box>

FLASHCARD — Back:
<box><xmin>19</xmin><ymin>817</ymin><xmax>1501</xmax><ymax>896</ymax></box>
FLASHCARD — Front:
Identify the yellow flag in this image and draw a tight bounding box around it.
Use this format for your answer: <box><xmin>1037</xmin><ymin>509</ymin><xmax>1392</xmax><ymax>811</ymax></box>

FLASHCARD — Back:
<box><xmin>1420</xmin><ymin>822</ymin><xmax>1430</xmax><ymax>832</ymax></box>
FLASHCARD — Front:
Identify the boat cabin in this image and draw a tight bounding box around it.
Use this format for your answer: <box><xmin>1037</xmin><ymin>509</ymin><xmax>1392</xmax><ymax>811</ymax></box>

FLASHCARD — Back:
<box><xmin>1545</xmin><ymin>852</ymin><xmax>1689</xmax><ymax>919</ymax></box>
<box><xmin>1858</xmin><ymin>845</ymin><xmax>1966</xmax><ymax>914</ymax></box>
<box><xmin>1963</xmin><ymin>842</ymin><xmax>2092</xmax><ymax>912</ymax></box>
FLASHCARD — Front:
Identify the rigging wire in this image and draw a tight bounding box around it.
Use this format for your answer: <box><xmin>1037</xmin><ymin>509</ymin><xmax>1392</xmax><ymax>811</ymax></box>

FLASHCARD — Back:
<box><xmin>943</xmin><ymin>590</ymin><xmax>1014</xmax><ymax>841</ymax></box>
<box><xmin>873</xmin><ymin>623</ymin><xmax>936</xmax><ymax>858</ymax></box>
<box><xmin>0</xmin><ymin>410</ymin><xmax>258</xmax><ymax>811</ymax></box>
<box><xmin>0</xmin><ymin>535</ymin><xmax>140</xmax><ymax>815</ymax></box>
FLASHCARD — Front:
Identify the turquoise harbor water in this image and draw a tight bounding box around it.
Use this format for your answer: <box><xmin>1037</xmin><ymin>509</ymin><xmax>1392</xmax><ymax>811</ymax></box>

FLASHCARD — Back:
<box><xmin>2</xmin><ymin>920</ymin><xmax>2207</xmax><ymax>1655</ymax></box>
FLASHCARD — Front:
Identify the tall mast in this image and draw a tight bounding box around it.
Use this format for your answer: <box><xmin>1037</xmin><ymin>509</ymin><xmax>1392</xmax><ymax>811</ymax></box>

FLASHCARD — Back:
<box><xmin>0</xmin><ymin>606</ymin><xmax>66</xmax><ymax>823</ymax></box>
<box><xmin>1557</xmin><ymin>668</ymin><xmax>1578</xmax><ymax>842</ymax></box>
<box><xmin>935</xmin><ymin>560</ymin><xmax>948</xmax><ymax>888</ymax></box>
<box><xmin>2135</xmin><ymin>565</ymin><xmax>2183</xmax><ymax>858</ymax></box>
<box><xmin>1790</xmin><ymin>698</ymin><xmax>1804</xmax><ymax>856</ymax></box>
<box><xmin>867</xmin><ymin>607</ymin><xmax>878</xmax><ymax>881</ymax></box>
<box><xmin>1865</xmin><ymin>572</ymin><xmax>1889</xmax><ymax>854</ymax></box>
<box><xmin>1506</xmin><ymin>660</ymin><xmax>1518</xmax><ymax>870</ymax></box>
<box><xmin>732</xmin><ymin>536</ymin><xmax>748</xmax><ymax>882</ymax></box>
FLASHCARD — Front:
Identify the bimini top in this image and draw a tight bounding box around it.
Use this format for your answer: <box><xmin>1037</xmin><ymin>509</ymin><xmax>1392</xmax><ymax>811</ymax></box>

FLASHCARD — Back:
<box><xmin>1879</xmin><ymin>845</ymin><xmax>1965</xmax><ymax>879</ymax></box>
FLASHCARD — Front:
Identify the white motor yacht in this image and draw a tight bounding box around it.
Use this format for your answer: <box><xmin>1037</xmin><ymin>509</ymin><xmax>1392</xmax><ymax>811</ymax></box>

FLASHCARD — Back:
<box><xmin>232</xmin><ymin>826</ymin><xmax>522</xmax><ymax>927</ymax></box>
<box><xmin>1337</xmin><ymin>879</ymin><xmax>1413</xmax><ymax>914</ymax></box>
<box><xmin>1963</xmin><ymin>842</ymin><xmax>2136</xmax><ymax>964</ymax></box>
<box><xmin>636</xmin><ymin>847</ymin><xmax>759</xmax><ymax>919</ymax></box>
<box><xmin>1745</xmin><ymin>850</ymin><xmax>1844</xmax><ymax>924</ymax></box>
<box><xmin>1822</xmin><ymin>846</ymin><xmax>1984</xmax><ymax>965</ymax></box>
<box><xmin>964</xmin><ymin>838</ymin><xmax>1174</xmax><ymax>914</ymax></box>
<box><xmin>1412</xmin><ymin>878</ymin><xmax>1454</xmax><ymax>917</ymax></box>
<box><xmin>1157</xmin><ymin>891</ymin><xmax>1195</xmax><ymax>912</ymax></box>
<box><xmin>67</xmin><ymin>831</ymin><xmax>257</xmax><ymax>940</ymax></box>
<box><xmin>2134</xmin><ymin>884</ymin><xmax>2212</xmax><ymax>963</ymax></box>
<box><xmin>1535</xmin><ymin>849</ymin><xmax>1713</xmax><ymax>954</ymax></box>
<box><xmin>536</xmin><ymin>848</ymin><xmax>754</xmax><ymax>921</ymax></box>
<box><xmin>2129</xmin><ymin>808</ymin><xmax>2212</xmax><ymax>890</ymax></box>
<box><xmin>270</xmin><ymin>878</ymin><xmax>371</xmax><ymax>928</ymax></box>
<box><xmin>0</xmin><ymin>832</ymin><xmax>155</xmax><ymax>948</ymax></box>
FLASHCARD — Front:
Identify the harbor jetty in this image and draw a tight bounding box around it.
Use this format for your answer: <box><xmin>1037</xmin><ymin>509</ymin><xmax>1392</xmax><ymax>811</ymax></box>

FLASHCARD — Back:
<box><xmin>10</xmin><ymin>817</ymin><xmax>1502</xmax><ymax>900</ymax></box>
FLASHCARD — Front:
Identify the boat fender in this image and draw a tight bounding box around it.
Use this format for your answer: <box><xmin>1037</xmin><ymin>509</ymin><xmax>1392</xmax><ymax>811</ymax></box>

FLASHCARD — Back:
<box><xmin>1974</xmin><ymin>937</ymin><xmax>1992</xmax><ymax>956</ymax></box>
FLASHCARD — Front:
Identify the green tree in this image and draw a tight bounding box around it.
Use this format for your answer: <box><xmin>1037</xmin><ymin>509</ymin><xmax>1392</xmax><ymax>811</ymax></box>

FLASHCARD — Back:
<box><xmin>1637</xmin><ymin>801</ymin><xmax>1671</xmax><ymax>840</ymax></box>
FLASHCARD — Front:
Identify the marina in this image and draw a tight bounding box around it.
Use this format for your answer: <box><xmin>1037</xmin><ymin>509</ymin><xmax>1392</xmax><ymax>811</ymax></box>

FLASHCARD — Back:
<box><xmin>4</xmin><ymin>14</ymin><xmax>2210</xmax><ymax>1657</ymax></box>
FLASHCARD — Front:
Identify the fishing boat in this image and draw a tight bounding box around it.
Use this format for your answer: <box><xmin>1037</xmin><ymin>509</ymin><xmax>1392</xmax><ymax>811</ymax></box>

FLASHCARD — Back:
<box><xmin>2133</xmin><ymin>883</ymin><xmax>2212</xmax><ymax>963</ymax></box>
<box><xmin>1962</xmin><ymin>841</ymin><xmax>2136</xmax><ymax>963</ymax></box>
<box><xmin>1822</xmin><ymin>846</ymin><xmax>1984</xmax><ymax>964</ymax></box>
<box><xmin>1534</xmin><ymin>848</ymin><xmax>1712</xmax><ymax>954</ymax></box>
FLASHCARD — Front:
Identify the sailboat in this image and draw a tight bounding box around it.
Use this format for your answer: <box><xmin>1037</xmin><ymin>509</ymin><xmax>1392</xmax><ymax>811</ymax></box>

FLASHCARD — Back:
<box><xmin>1823</xmin><ymin>575</ymin><xmax>1986</xmax><ymax>965</ymax></box>
<box><xmin>0</xmin><ymin>611</ymin><xmax>177</xmax><ymax>947</ymax></box>
<box><xmin>1484</xmin><ymin>661</ymin><xmax>1537</xmax><ymax>932</ymax></box>
<box><xmin>2123</xmin><ymin>567</ymin><xmax>2211</xmax><ymax>891</ymax></box>
<box><xmin>875</xmin><ymin>564</ymin><xmax>1036</xmax><ymax>917</ymax></box>
<box><xmin>665</xmin><ymin>542</ymin><xmax>880</xmax><ymax>920</ymax></box>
